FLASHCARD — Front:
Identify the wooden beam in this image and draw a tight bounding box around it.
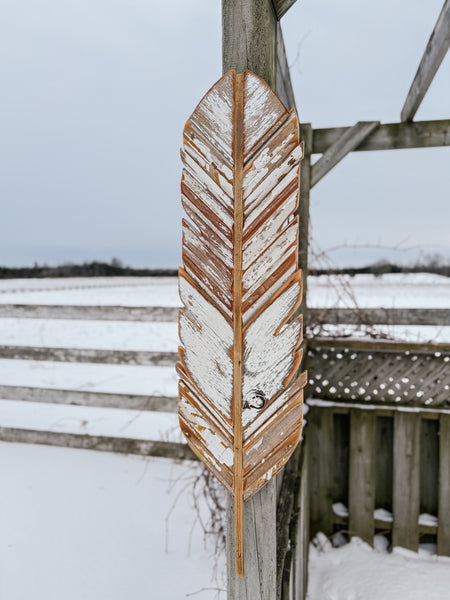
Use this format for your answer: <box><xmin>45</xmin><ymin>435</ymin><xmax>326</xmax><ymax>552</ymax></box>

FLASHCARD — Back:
<box><xmin>291</xmin><ymin>440</ymin><xmax>310</xmax><ymax>600</ymax></box>
<box><xmin>438</xmin><ymin>414</ymin><xmax>450</xmax><ymax>555</ymax></box>
<box><xmin>392</xmin><ymin>412</ymin><xmax>421</xmax><ymax>550</ymax></box>
<box><xmin>273</xmin><ymin>0</ymin><xmax>298</xmax><ymax>20</ymax></box>
<box><xmin>226</xmin><ymin>486</ymin><xmax>277</xmax><ymax>600</ymax></box>
<box><xmin>311</xmin><ymin>121</ymin><xmax>379</xmax><ymax>187</ymax></box>
<box><xmin>348</xmin><ymin>409</ymin><xmax>376</xmax><ymax>544</ymax></box>
<box><xmin>0</xmin><ymin>426</ymin><xmax>195</xmax><ymax>460</ymax></box>
<box><xmin>308</xmin><ymin>337</ymin><xmax>450</xmax><ymax>353</ymax></box>
<box><xmin>312</xmin><ymin>119</ymin><xmax>450</xmax><ymax>153</ymax></box>
<box><xmin>276</xmin><ymin>23</ymin><xmax>296</xmax><ymax>111</ymax></box>
<box><xmin>0</xmin><ymin>345</ymin><xmax>179</xmax><ymax>367</ymax></box>
<box><xmin>298</xmin><ymin>123</ymin><xmax>312</xmax><ymax>327</ymax></box>
<box><xmin>401</xmin><ymin>0</ymin><xmax>450</xmax><ymax>121</ymax></box>
<box><xmin>308</xmin><ymin>407</ymin><xmax>334</xmax><ymax>536</ymax></box>
<box><xmin>276</xmin><ymin>443</ymin><xmax>301</xmax><ymax>598</ymax></box>
<box><xmin>0</xmin><ymin>385</ymin><xmax>177</xmax><ymax>412</ymax></box>
<box><xmin>222</xmin><ymin>0</ymin><xmax>277</xmax><ymax>91</ymax></box>
<box><xmin>309</xmin><ymin>307</ymin><xmax>450</xmax><ymax>327</ymax></box>
<box><xmin>0</xmin><ymin>304</ymin><xmax>179</xmax><ymax>322</ymax></box>
<box><xmin>222</xmin><ymin>0</ymin><xmax>278</xmax><ymax>592</ymax></box>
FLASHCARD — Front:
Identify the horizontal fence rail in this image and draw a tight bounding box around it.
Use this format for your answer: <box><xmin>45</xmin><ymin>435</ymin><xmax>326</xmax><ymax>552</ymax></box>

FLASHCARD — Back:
<box><xmin>0</xmin><ymin>304</ymin><xmax>448</xmax><ymax>325</ymax></box>
<box><xmin>0</xmin><ymin>427</ymin><xmax>194</xmax><ymax>460</ymax></box>
<box><xmin>0</xmin><ymin>385</ymin><xmax>177</xmax><ymax>412</ymax></box>
<box><xmin>0</xmin><ymin>304</ymin><xmax>179</xmax><ymax>321</ymax></box>
<box><xmin>0</xmin><ymin>346</ymin><xmax>179</xmax><ymax>366</ymax></box>
<box><xmin>309</xmin><ymin>307</ymin><xmax>450</xmax><ymax>327</ymax></box>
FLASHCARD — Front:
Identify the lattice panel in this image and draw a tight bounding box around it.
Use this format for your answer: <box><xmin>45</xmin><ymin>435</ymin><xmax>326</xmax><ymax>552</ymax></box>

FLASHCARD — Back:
<box><xmin>308</xmin><ymin>345</ymin><xmax>450</xmax><ymax>408</ymax></box>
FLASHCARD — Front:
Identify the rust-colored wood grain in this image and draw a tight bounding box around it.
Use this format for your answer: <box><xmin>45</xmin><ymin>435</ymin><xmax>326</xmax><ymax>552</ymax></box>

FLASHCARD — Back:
<box><xmin>177</xmin><ymin>70</ymin><xmax>305</xmax><ymax>576</ymax></box>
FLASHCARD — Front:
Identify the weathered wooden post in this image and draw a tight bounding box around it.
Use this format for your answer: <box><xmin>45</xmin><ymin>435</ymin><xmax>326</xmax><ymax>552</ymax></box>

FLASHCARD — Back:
<box><xmin>222</xmin><ymin>4</ymin><xmax>279</xmax><ymax>597</ymax></box>
<box><xmin>222</xmin><ymin>2</ymin><xmax>306</xmax><ymax>598</ymax></box>
<box><xmin>177</xmin><ymin>2</ymin><xmax>306</xmax><ymax>599</ymax></box>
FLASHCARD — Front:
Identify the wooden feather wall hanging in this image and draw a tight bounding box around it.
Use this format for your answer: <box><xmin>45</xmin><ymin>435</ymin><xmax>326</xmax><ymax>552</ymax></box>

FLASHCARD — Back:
<box><xmin>177</xmin><ymin>70</ymin><xmax>306</xmax><ymax>577</ymax></box>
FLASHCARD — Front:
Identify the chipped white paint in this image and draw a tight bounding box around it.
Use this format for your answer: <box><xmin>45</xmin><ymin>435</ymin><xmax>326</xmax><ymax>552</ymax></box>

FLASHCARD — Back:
<box><xmin>182</xmin><ymin>171</ymin><xmax>233</xmax><ymax>229</ymax></box>
<box><xmin>242</xmin><ymin>263</ymin><xmax>296</xmax><ymax>324</ymax></box>
<box><xmin>243</xmin><ymin>277</ymin><xmax>301</xmax><ymax>402</ymax></box>
<box><xmin>178</xmin><ymin>70</ymin><xmax>305</xmax><ymax>501</ymax></box>
<box><xmin>179</xmin><ymin>275</ymin><xmax>233</xmax><ymax>419</ymax></box>
<box><xmin>244</xmin><ymin>72</ymin><xmax>285</xmax><ymax>156</ymax></box>
<box><xmin>179</xmin><ymin>397</ymin><xmax>234</xmax><ymax>468</ymax></box>
<box><xmin>242</xmin><ymin>221</ymin><xmax>298</xmax><ymax>297</ymax></box>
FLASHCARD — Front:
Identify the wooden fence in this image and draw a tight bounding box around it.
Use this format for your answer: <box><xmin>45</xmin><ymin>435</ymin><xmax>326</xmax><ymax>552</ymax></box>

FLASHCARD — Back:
<box><xmin>307</xmin><ymin>338</ymin><xmax>450</xmax><ymax>558</ymax></box>
<box><xmin>1</xmin><ymin>301</ymin><xmax>449</xmax><ymax>600</ymax></box>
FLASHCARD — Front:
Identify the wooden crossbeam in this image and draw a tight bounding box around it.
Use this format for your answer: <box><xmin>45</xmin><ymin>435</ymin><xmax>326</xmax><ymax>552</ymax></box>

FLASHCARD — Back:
<box><xmin>276</xmin><ymin>23</ymin><xmax>296</xmax><ymax>111</ymax></box>
<box><xmin>312</xmin><ymin>119</ymin><xmax>450</xmax><ymax>153</ymax></box>
<box><xmin>273</xmin><ymin>0</ymin><xmax>298</xmax><ymax>20</ymax></box>
<box><xmin>0</xmin><ymin>303</ymin><xmax>179</xmax><ymax>322</ymax></box>
<box><xmin>310</xmin><ymin>121</ymin><xmax>379</xmax><ymax>187</ymax></box>
<box><xmin>401</xmin><ymin>0</ymin><xmax>450</xmax><ymax>121</ymax></box>
<box><xmin>0</xmin><ymin>384</ymin><xmax>177</xmax><ymax>412</ymax></box>
<box><xmin>309</xmin><ymin>307</ymin><xmax>450</xmax><ymax>327</ymax></box>
<box><xmin>0</xmin><ymin>345</ymin><xmax>179</xmax><ymax>366</ymax></box>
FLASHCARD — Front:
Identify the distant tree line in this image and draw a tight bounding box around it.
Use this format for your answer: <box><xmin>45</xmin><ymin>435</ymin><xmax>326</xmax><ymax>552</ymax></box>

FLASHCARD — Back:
<box><xmin>0</xmin><ymin>255</ymin><xmax>448</xmax><ymax>279</ymax></box>
<box><xmin>310</xmin><ymin>255</ymin><xmax>450</xmax><ymax>278</ymax></box>
<box><xmin>0</xmin><ymin>258</ymin><xmax>177</xmax><ymax>279</ymax></box>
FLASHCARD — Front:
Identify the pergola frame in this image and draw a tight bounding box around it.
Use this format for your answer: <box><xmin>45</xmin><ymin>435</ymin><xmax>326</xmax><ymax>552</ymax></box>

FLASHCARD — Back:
<box><xmin>277</xmin><ymin>0</ymin><xmax>450</xmax><ymax>189</ymax></box>
<box><xmin>223</xmin><ymin>1</ymin><xmax>450</xmax><ymax>597</ymax></box>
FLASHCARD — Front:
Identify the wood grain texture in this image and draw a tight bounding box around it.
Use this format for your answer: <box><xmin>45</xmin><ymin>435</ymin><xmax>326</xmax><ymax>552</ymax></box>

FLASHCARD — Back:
<box><xmin>177</xmin><ymin>70</ymin><xmax>305</xmax><ymax>577</ymax></box>
<box><xmin>438</xmin><ymin>414</ymin><xmax>450</xmax><ymax>555</ymax></box>
<box><xmin>401</xmin><ymin>0</ymin><xmax>450</xmax><ymax>121</ymax></box>
<box><xmin>226</xmin><ymin>484</ymin><xmax>277</xmax><ymax>599</ymax></box>
<box><xmin>308</xmin><ymin>407</ymin><xmax>334</xmax><ymax>536</ymax></box>
<box><xmin>222</xmin><ymin>0</ymin><xmax>277</xmax><ymax>92</ymax></box>
<box><xmin>348</xmin><ymin>409</ymin><xmax>376</xmax><ymax>544</ymax></box>
<box><xmin>291</xmin><ymin>440</ymin><xmax>310</xmax><ymax>600</ymax></box>
<box><xmin>392</xmin><ymin>412</ymin><xmax>421</xmax><ymax>550</ymax></box>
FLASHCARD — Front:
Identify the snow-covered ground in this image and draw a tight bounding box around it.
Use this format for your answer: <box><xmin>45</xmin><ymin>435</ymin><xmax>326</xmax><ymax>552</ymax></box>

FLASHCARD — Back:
<box><xmin>0</xmin><ymin>274</ymin><xmax>449</xmax><ymax>599</ymax></box>
<box><xmin>0</xmin><ymin>442</ymin><xmax>226</xmax><ymax>600</ymax></box>
<box><xmin>0</xmin><ymin>273</ymin><xmax>448</xmax><ymax>308</ymax></box>
<box><xmin>308</xmin><ymin>534</ymin><xmax>450</xmax><ymax>600</ymax></box>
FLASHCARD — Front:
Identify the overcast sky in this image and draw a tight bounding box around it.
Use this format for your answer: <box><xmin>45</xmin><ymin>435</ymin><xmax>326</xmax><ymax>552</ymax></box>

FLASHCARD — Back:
<box><xmin>1</xmin><ymin>0</ymin><xmax>449</xmax><ymax>268</ymax></box>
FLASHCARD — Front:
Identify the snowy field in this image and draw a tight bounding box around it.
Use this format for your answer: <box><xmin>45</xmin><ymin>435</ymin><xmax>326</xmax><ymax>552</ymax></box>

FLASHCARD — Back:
<box><xmin>1</xmin><ymin>443</ymin><xmax>226</xmax><ymax>600</ymax></box>
<box><xmin>0</xmin><ymin>274</ymin><xmax>449</xmax><ymax>599</ymax></box>
<box><xmin>0</xmin><ymin>273</ymin><xmax>449</xmax><ymax>308</ymax></box>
